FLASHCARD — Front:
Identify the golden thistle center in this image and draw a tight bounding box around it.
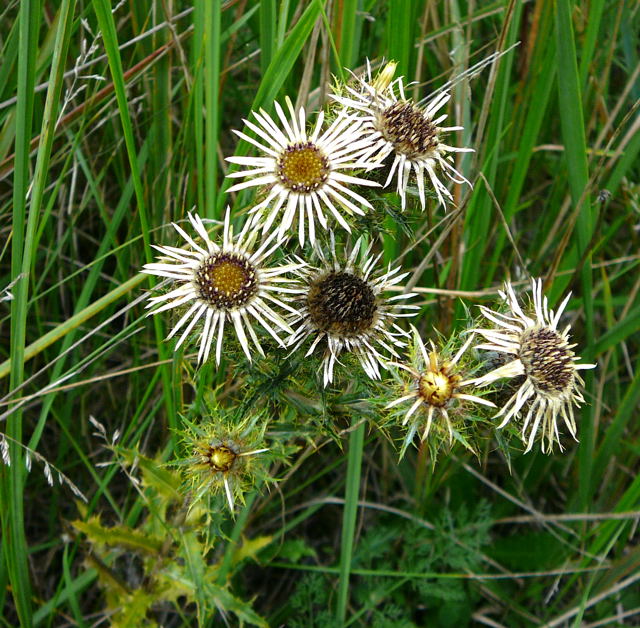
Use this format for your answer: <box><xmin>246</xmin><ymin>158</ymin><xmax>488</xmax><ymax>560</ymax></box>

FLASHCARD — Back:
<box><xmin>307</xmin><ymin>271</ymin><xmax>378</xmax><ymax>337</ymax></box>
<box><xmin>204</xmin><ymin>445</ymin><xmax>237</xmax><ymax>473</ymax></box>
<box><xmin>519</xmin><ymin>327</ymin><xmax>575</xmax><ymax>394</ymax></box>
<box><xmin>195</xmin><ymin>253</ymin><xmax>258</xmax><ymax>309</ymax></box>
<box><xmin>378</xmin><ymin>101</ymin><xmax>439</xmax><ymax>159</ymax></box>
<box><xmin>277</xmin><ymin>142</ymin><xmax>330</xmax><ymax>193</ymax></box>
<box><xmin>418</xmin><ymin>369</ymin><xmax>459</xmax><ymax>408</ymax></box>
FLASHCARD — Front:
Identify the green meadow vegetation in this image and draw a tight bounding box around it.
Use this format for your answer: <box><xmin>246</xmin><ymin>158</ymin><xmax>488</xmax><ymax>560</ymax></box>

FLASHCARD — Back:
<box><xmin>1</xmin><ymin>0</ymin><xmax>639</xmax><ymax>626</ymax></box>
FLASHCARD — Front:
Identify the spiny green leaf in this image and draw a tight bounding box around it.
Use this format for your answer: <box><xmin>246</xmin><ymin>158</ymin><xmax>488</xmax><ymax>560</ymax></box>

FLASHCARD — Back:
<box><xmin>72</xmin><ymin>517</ymin><xmax>164</xmax><ymax>555</ymax></box>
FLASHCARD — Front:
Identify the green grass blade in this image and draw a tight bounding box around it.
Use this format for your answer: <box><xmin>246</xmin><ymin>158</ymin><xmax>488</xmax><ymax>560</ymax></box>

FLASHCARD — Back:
<box><xmin>3</xmin><ymin>0</ymin><xmax>44</xmax><ymax>623</ymax></box>
<box><xmin>276</xmin><ymin>0</ymin><xmax>291</xmax><ymax>49</ymax></box>
<box><xmin>252</xmin><ymin>0</ymin><xmax>321</xmax><ymax>115</ymax></box>
<box><xmin>0</xmin><ymin>274</ymin><xmax>146</xmax><ymax>381</ymax></box>
<box><xmin>592</xmin><ymin>357</ymin><xmax>640</xmax><ymax>481</ymax></box>
<box><xmin>578</xmin><ymin>0</ymin><xmax>606</xmax><ymax>88</ymax></box>
<box><xmin>487</xmin><ymin>40</ymin><xmax>556</xmax><ymax>281</ymax></box>
<box><xmin>386</xmin><ymin>0</ymin><xmax>415</xmax><ymax>78</ymax></box>
<box><xmin>336</xmin><ymin>418</ymin><xmax>365</xmax><ymax>623</ymax></box>
<box><xmin>8</xmin><ymin>7</ymin><xmax>77</xmax><ymax>566</ymax></box>
<box><xmin>91</xmin><ymin>0</ymin><xmax>151</xmax><ymax>260</ymax></box>
<box><xmin>0</xmin><ymin>19</ymin><xmax>19</xmax><ymax>103</ymax></box>
<box><xmin>554</xmin><ymin>0</ymin><xmax>594</xmax><ymax>510</ymax></box>
<box><xmin>150</xmin><ymin>6</ymin><xmax>171</xmax><ymax>227</ymax></box>
<box><xmin>24</xmin><ymin>140</ymin><xmax>149</xmax><ymax>479</ymax></box>
<box><xmin>260</xmin><ymin>0</ymin><xmax>276</xmax><ymax>75</ymax></box>
<box><xmin>204</xmin><ymin>0</ymin><xmax>221</xmax><ymax>219</ymax></box>
<box><xmin>334</xmin><ymin>0</ymin><xmax>359</xmax><ymax>69</ymax></box>
<box><xmin>459</xmin><ymin>0</ymin><xmax>522</xmax><ymax>290</ymax></box>
<box><xmin>218</xmin><ymin>0</ymin><xmax>321</xmax><ymax>214</ymax></box>
<box><xmin>605</xmin><ymin>122</ymin><xmax>640</xmax><ymax>196</ymax></box>
<box><xmin>217</xmin><ymin>492</ymin><xmax>258</xmax><ymax>585</ymax></box>
<box><xmin>32</xmin><ymin>570</ymin><xmax>97</xmax><ymax>625</ymax></box>
<box><xmin>192</xmin><ymin>2</ymin><xmax>206</xmax><ymax>213</ymax></box>
<box><xmin>592</xmin><ymin>303</ymin><xmax>640</xmax><ymax>356</ymax></box>
<box><xmin>92</xmin><ymin>0</ymin><xmax>176</xmax><ymax>430</ymax></box>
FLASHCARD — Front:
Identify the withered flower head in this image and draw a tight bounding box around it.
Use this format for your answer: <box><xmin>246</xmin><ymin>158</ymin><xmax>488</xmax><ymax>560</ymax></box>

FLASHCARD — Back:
<box><xmin>288</xmin><ymin>234</ymin><xmax>419</xmax><ymax>386</ymax></box>
<box><xmin>471</xmin><ymin>279</ymin><xmax>596</xmax><ymax>453</ymax></box>
<box><xmin>332</xmin><ymin>59</ymin><xmax>473</xmax><ymax>209</ymax></box>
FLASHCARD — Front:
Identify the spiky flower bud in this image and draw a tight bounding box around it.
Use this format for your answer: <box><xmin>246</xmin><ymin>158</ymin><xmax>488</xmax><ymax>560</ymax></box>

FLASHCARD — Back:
<box><xmin>371</xmin><ymin>60</ymin><xmax>398</xmax><ymax>92</ymax></box>
<box><xmin>174</xmin><ymin>409</ymin><xmax>272</xmax><ymax>513</ymax></box>
<box><xmin>384</xmin><ymin>326</ymin><xmax>495</xmax><ymax>460</ymax></box>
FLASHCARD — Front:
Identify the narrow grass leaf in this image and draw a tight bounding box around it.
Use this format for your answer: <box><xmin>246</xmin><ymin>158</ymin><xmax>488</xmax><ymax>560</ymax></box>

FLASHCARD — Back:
<box><xmin>554</xmin><ymin>0</ymin><xmax>595</xmax><ymax>510</ymax></box>
<box><xmin>336</xmin><ymin>418</ymin><xmax>365</xmax><ymax>623</ymax></box>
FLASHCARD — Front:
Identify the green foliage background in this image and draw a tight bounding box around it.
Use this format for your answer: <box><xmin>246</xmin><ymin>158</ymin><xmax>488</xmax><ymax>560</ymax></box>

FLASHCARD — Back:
<box><xmin>1</xmin><ymin>0</ymin><xmax>639</xmax><ymax>625</ymax></box>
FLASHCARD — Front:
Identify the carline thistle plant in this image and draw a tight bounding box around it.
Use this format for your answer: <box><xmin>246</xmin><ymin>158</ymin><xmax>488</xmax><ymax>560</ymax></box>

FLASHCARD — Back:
<box><xmin>142</xmin><ymin>209</ymin><xmax>303</xmax><ymax>365</ymax></box>
<box><xmin>471</xmin><ymin>278</ymin><xmax>596</xmax><ymax>453</ymax></box>
<box><xmin>332</xmin><ymin>60</ymin><xmax>474</xmax><ymax>209</ymax></box>
<box><xmin>135</xmin><ymin>56</ymin><xmax>598</xmax><ymax>547</ymax></box>
<box><xmin>286</xmin><ymin>233</ymin><xmax>419</xmax><ymax>386</ymax></box>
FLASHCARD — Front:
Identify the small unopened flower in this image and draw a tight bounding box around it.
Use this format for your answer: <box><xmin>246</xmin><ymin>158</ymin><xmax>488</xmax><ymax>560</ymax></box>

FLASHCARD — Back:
<box><xmin>288</xmin><ymin>234</ymin><xmax>418</xmax><ymax>386</ymax></box>
<box><xmin>176</xmin><ymin>411</ymin><xmax>270</xmax><ymax>512</ymax></box>
<box><xmin>332</xmin><ymin>60</ymin><xmax>473</xmax><ymax>209</ymax></box>
<box><xmin>142</xmin><ymin>209</ymin><xmax>302</xmax><ymax>365</ymax></box>
<box><xmin>225</xmin><ymin>96</ymin><xmax>381</xmax><ymax>245</ymax></box>
<box><xmin>386</xmin><ymin>326</ymin><xmax>494</xmax><ymax>455</ymax></box>
<box><xmin>472</xmin><ymin>279</ymin><xmax>596</xmax><ymax>453</ymax></box>
<box><xmin>370</xmin><ymin>60</ymin><xmax>397</xmax><ymax>93</ymax></box>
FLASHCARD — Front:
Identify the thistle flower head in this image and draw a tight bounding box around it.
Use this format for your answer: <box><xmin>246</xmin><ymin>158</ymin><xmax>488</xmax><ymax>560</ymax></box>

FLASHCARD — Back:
<box><xmin>175</xmin><ymin>409</ymin><xmax>271</xmax><ymax>512</ymax></box>
<box><xmin>472</xmin><ymin>279</ymin><xmax>596</xmax><ymax>453</ymax></box>
<box><xmin>142</xmin><ymin>209</ymin><xmax>303</xmax><ymax>366</ymax></box>
<box><xmin>386</xmin><ymin>326</ymin><xmax>495</xmax><ymax>458</ymax></box>
<box><xmin>287</xmin><ymin>233</ymin><xmax>419</xmax><ymax>386</ymax></box>
<box><xmin>332</xmin><ymin>60</ymin><xmax>473</xmax><ymax>209</ymax></box>
<box><xmin>225</xmin><ymin>96</ymin><xmax>382</xmax><ymax>245</ymax></box>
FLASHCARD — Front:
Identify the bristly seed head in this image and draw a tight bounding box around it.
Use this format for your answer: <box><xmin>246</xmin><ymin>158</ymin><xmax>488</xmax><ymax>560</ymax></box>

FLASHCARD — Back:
<box><xmin>377</xmin><ymin>101</ymin><xmax>439</xmax><ymax>159</ymax></box>
<box><xmin>519</xmin><ymin>327</ymin><xmax>575</xmax><ymax>394</ymax></box>
<box><xmin>306</xmin><ymin>271</ymin><xmax>378</xmax><ymax>337</ymax></box>
<box><xmin>277</xmin><ymin>142</ymin><xmax>330</xmax><ymax>193</ymax></box>
<box><xmin>202</xmin><ymin>444</ymin><xmax>237</xmax><ymax>473</ymax></box>
<box><xmin>194</xmin><ymin>253</ymin><xmax>258</xmax><ymax>309</ymax></box>
<box><xmin>418</xmin><ymin>366</ymin><xmax>460</xmax><ymax>408</ymax></box>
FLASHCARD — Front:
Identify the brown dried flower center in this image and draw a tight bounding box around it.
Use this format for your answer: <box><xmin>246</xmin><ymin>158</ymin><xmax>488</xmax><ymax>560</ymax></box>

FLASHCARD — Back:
<box><xmin>519</xmin><ymin>327</ymin><xmax>575</xmax><ymax>394</ymax></box>
<box><xmin>277</xmin><ymin>142</ymin><xmax>329</xmax><ymax>193</ymax></box>
<box><xmin>195</xmin><ymin>253</ymin><xmax>258</xmax><ymax>309</ymax></box>
<box><xmin>307</xmin><ymin>271</ymin><xmax>378</xmax><ymax>337</ymax></box>
<box><xmin>204</xmin><ymin>445</ymin><xmax>237</xmax><ymax>473</ymax></box>
<box><xmin>378</xmin><ymin>101</ymin><xmax>439</xmax><ymax>158</ymax></box>
<box><xmin>418</xmin><ymin>370</ymin><xmax>458</xmax><ymax>408</ymax></box>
